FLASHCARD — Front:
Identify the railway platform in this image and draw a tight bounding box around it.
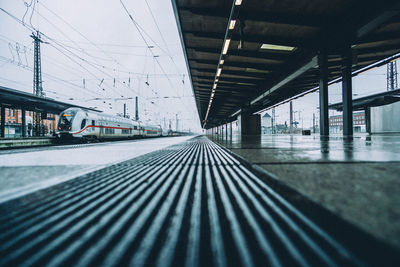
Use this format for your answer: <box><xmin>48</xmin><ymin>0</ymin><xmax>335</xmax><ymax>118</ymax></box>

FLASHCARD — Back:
<box><xmin>0</xmin><ymin>137</ymin><xmax>54</xmax><ymax>149</ymax></box>
<box><xmin>212</xmin><ymin>133</ymin><xmax>400</xmax><ymax>251</ymax></box>
<box><xmin>0</xmin><ymin>135</ymin><xmax>399</xmax><ymax>266</ymax></box>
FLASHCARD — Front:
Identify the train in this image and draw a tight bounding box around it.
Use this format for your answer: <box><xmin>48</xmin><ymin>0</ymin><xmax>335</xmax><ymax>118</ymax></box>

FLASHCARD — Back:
<box><xmin>56</xmin><ymin>107</ymin><xmax>164</xmax><ymax>141</ymax></box>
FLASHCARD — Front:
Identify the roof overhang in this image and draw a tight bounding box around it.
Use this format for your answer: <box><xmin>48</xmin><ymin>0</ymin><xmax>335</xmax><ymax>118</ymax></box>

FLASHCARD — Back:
<box><xmin>173</xmin><ymin>0</ymin><xmax>400</xmax><ymax>129</ymax></box>
<box><xmin>329</xmin><ymin>88</ymin><xmax>400</xmax><ymax>111</ymax></box>
<box><xmin>0</xmin><ymin>86</ymin><xmax>101</xmax><ymax>114</ymax></box>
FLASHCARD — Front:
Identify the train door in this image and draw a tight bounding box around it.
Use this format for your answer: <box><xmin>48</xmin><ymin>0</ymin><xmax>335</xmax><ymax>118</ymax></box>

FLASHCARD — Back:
<box><xmin>98</xmin><ymin>120</ymin><xmax>104</xmax><ymax>138</ymax></box>
<box><xmin>138</xmin><ymin>122</ymin><xmax>143</xmax><ymax>136</ymax></box>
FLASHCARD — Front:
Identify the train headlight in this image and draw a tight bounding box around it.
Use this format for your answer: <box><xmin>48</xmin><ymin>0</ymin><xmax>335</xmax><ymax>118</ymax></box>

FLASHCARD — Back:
<box><xmin>68</xmin><ymin>126</ymin><xmax>71</xmax><ymax>130</ymax></box>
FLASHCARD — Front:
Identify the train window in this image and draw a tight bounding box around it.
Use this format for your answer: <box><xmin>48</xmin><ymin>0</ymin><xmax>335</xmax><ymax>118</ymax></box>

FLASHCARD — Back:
<box><xmin>105</xmin><ymin>128</ymin><xmax>115</xmax><ymax>134</ymax></box>
<box><xmin>81</xmin><ymin>119</ymin><xmax>86</xmax><ymax>129</ymax></box>
<box><xmin>134</xmin><ymin>126</ymin><xmax>137</xmax><ymax>130</ymax></box>
<box><xmin>92</xmin><ymin>120</ymin><xmax>95</xmax><ymax>127</ymax></box>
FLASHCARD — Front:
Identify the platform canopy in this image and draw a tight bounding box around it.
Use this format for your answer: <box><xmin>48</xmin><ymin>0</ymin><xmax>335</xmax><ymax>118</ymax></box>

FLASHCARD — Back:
<box><xmin>172</xmin><ymin>0</ymin><xmax>400</xmax><ymax>128</ymax></box>
<box><xmin>329</xmin><ymin>88</ymin><xmax>400</xmax><ymax>111</ymax></box>
<box><xmin>0</xmin><ymin>86</ymin><xmax>100</xmax><ymax>114</ymax></box>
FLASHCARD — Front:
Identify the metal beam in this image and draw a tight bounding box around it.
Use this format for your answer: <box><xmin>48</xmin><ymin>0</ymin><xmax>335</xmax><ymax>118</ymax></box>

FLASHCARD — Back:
<box><xmin>193</xmin><ymin>59</ymin><xmax>281</xmax><ymax>71</ymax></box>
<box><xmin>357</xmin><ymin>1</ymin><xmax>400</xmax><ymax>39</ymax></box>
<box><xmin>188</xmin><ymin>31</ymin><xmax>315</xmax><ymax>48</ymax></box>
<box><xmin>193</xmin><ymin>67</ymin><xmax>271</xmax><ymax>79</ymax></box>
<box><xmin>357</xmin><ymin>32</ymin><xmax>400</xmax><ymax>45</ymax></box>
<box><xmin>188</xmin><ymin>46</ymin><xmax>290</xmax><ymax>61</ymax></box>
<box><xmin>181</xmin><ymin>7</ymin><xmax>326</xmax><ymax>27</ymax></box>
<box><xmin>250</xmin><ymin>56</ymin><xmax>318</xmax><ymax>105</ymax></box>
<box><xmin>196</xmin><ymin>75</ymin><xmax>262</xmax><ymax>84</ymax></box>
<box><xmin>215</xmin><ymin>85</ymin><xmax>259</xmax><ymax>91</ymax></box>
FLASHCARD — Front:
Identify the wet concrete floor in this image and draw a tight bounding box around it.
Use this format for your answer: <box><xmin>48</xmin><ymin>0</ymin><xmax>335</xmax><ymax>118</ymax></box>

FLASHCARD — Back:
<box><xmin>211</xmin><ymin>133</ymin><xmax>400</xmax><ymax>250</ymax></box>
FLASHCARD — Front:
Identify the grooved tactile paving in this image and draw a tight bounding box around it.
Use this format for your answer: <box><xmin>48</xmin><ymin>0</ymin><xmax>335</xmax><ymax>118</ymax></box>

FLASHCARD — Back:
<box><xmin>0</xmin><ymin>136</ymin><xmax>398</xmax><ymax>266</ymax></box>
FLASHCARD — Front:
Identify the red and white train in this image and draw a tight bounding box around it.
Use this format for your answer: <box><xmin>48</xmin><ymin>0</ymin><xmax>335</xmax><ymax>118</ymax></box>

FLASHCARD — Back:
<box><xmin>56</xmin><ymin>107</ymin><xmax>163</xmax><ymax>141</ymax></box>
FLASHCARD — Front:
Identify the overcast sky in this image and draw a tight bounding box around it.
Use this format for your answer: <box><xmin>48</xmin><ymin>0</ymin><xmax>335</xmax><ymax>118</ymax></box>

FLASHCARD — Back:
<box><xmin>0</xmin><ymin>0</ymin><xmax>202</xmax><ymax>132</ymax></box>
<box><xmin>0</xmin><ymin>0</ymin><xmax>395</xmax><ymax>132</ymax></box>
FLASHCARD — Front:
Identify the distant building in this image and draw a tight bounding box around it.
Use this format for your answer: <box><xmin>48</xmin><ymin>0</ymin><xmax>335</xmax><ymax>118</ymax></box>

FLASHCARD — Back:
<box><xmin>371</xmin><ymin>101</ymin><xmax>400</xmax><ymax>133</ymax></box>
<box><xmin>261</xmin><ymin>113</ymin><xmax>272</xmax><ymax>134</ymax></box>
<box><xmin>329</xmin><ymin>111</ymin><xmax>366</xmax><ymax>133</ymax></box>
<box><xmin>1</xmin><ymin>108</ymin><xmax>58</xmax><ymax>137</ymax></box>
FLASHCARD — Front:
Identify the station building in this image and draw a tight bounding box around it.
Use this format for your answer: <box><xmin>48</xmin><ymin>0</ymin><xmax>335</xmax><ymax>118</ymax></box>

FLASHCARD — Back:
<box><xmin>329</xmin><ymin>111</ymin><xmax>366</xmax><ymax>133</ymax></box>
<box><xmin>0</xmin><ymin>107</ymin><xmax>58</xmax><ymax>137</ymax></box>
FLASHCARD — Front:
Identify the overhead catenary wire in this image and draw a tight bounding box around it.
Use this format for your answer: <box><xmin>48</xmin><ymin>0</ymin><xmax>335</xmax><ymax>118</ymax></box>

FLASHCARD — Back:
<box><xmin>143</xmin><ymin>0</ymin><xmax>189</xmax><ymax>99</ymax></box>
<box><xmin>0</xmin><ymin>7</ymin><xmax>113</xmax><ymax>97</ymax></box>
<box><xmin>119</xmin><ymin>0</ymin><xmax>198</xmax><ymax>116</ymax></box>
<box><xmin>49</xmin><ymin>39</ymin><xmax>180</xmax><ymax>48</ymax></box>
<box><xmin>2</xmin><ymin>5</ymin><xmax>144</xmax><ymax>102</ymax></box>
<box><xmin>24</xmin><ymin>6</ymin><xmax>134</xmax><ymax>98</ymax></box>
<box><xmin>39</xmin><ymin>1</ymin><xmax>138</xmax><ymax>72</ymax></box>
<box><xmin>1</xmin><ymin>3</ymin><xmax>199</xmax><ymax>128</ymax></box>
<box><xmin>0</xmin><ymin>56</ymin><xmax>102</xmax><ymax>97</ymax></box>
<box><xmin>2</xmin><ymin>38</ymin><xmax>118</xmax><ymax>97</ymax></box>
<box><xmin>36</xmin><ymin>0</ymin><xmax>162</xmax><ymax>101</ymax></box>
<box><xmin>143</xmin><ymin>0</ymin><xmax>182</xmax><ymax>75</ymax></box>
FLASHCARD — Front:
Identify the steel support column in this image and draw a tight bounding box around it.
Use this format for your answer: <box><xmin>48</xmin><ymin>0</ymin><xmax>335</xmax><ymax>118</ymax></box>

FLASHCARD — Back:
<box><xmin>289</xmin><ymin>101</ymin><xmax>293</xmax><ymax>133</ymax></box>
<box><xmin>0</xmin><ymin>106</ymin><xmax>5</xmax><ymax>138</ymax></box>
<box><xmin>318</xmin><ymin>49</ymin><xmax>329</xmax><ymax>136</ymax></box>
<box><xmin>21</xmin><ymin>108</ymin><xmax>26</xmax><ymax>137</ymax></box>
<box><xmin>225</xmin><ymin>123</ymin><xmax>228</xmax><ymax>140</ymax></box>
<box><xmin>342</xmin><ymin>48</ymin><xmax>353</xmax><ymax>136</ymax></box>
<box><xmin>365</xmin><ymin>107</ymin><xmax>371</xmax><ymax>134</ymax></box>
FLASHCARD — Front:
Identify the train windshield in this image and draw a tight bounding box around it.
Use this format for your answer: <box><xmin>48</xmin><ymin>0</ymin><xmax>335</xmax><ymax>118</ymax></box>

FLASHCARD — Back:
<box><xmin>58</xmin><ymin>109</ymin><xmax>77</xmax><ymax>131</ymax></box>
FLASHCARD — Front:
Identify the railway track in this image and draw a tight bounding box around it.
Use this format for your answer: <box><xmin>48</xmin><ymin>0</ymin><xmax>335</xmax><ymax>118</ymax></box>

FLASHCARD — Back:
<box><xmin>0</xmin><ymin>136</ymin><xmax>398</xmax><ymax>266</ymax></box>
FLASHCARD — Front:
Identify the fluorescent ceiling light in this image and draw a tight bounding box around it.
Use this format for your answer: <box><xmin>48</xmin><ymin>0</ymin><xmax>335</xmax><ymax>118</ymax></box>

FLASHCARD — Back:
<box><xmin>235</xmin><ymin>0</ymin><xmax>242</xmax><ymax>5</ymax></box>
<box><xmin>220</xmin><ymin>59</ymin><xmax>225</xmax><ymax>65</ymax></box>
<box><xmin>216</xmin><ymin>68</ymin><xmax>222</xmax><ymax>77</ymax></box>
<box><xmin>229</xmin><ymin>20</ymin><xmax>236</xmax><ymax>30</ymax></box>
<box><xmin>260</xmin><ymin>43</ymin><xmax>296</xmax><ymax>51</ymax></box>
<box><xmin>222</xmin><ymin>39</ymin><xmax>231</xmax><ymax>55</ymax></box>
<box><xmin>213</xmin><ymin>84</ymin><xmax>217</xmax><ymax>89</ymax></box>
